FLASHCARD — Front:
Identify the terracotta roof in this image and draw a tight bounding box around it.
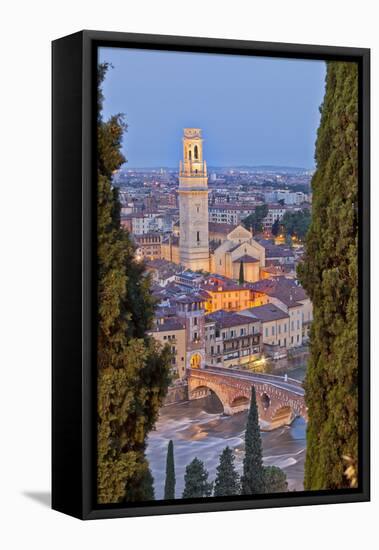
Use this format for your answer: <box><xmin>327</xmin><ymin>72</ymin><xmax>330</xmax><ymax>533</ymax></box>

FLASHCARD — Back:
<box><xmin>250</xmin><ymin>276</ymin><xmax>308</xmax><ymax>306</ymax></box>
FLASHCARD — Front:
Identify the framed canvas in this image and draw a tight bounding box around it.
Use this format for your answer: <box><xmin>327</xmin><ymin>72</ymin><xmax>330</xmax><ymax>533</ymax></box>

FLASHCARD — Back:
<box><xmin>52</xmin><ymin>30</ymin><xmax>370</xmax><ymax>520</ymax></box>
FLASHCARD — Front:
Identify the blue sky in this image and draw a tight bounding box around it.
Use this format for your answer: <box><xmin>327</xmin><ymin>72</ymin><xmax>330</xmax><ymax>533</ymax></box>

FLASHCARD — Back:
<box><xmin>99</xmin><ymin>47</ymin><xmax>326</xmax><ymax>169</ymax></box>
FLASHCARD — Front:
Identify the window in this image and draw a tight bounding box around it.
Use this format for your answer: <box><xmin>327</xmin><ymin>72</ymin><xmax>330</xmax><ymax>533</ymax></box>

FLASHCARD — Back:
<box><xmin>194</xmin><ymin>144</ymin><xmax>199</xmax><ymax>159</ymax></box>
<box><xmin>265</xmin><ymin>327</ymin><xmax>268</xmax><ymax>337</ymax></box>
<box><xmin>193</xmin><ymin>318</ymin><xmax>198</xmax><ymax>326</ymax></box>
<box><xmin>291</xmin><ymin>321</ymin><xmax>294</xmax><ymax>331</ymax></box>
<box><xmin>297</xmin><ymin>334</ymin><xmax>300</xmax><ymax>342</ymax></box>
<box><xmin>197</xmin><ymin>231</ymin><xmax>200</xmax><ymax>242</ymax></box>
<box><xmin>284</xmin><ymin>323</ymin><xmax>287</xmax><ymax>332</ymax></box>
<box><xmin>278</xmin><ymin>324</ymin><xmax>281</xmax><ymax>334</ymax></box>
<box><xmin>272</xmin><ymin>326</ymin><xmax>275</xmax><ymax>336</ymax></box>
<box><xmin>297</xmin><ymin>320</ymin><xmax>300</xmax><ymax>329</ymax></box>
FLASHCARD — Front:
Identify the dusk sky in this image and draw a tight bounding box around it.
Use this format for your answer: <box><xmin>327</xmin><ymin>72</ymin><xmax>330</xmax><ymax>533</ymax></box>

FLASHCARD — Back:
<box><xmin>99</xmin><ymin>47</ymin><xmax>326</xmax><ymax>169</ymax></box>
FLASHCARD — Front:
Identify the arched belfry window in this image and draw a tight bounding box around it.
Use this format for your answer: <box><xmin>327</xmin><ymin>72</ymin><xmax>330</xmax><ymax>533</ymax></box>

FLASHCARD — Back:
<box><xmin>189</xmin><ymin>149</ymin><xmax>192</xmax><ymax>160</ymax></box>
<box><xmin>194</xmin><ymin>145</ymin><xmax>199</xmax><ymax>160</ymax></box>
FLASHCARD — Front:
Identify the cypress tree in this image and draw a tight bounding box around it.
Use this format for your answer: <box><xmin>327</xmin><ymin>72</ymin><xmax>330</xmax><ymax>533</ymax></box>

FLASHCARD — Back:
<box><xmin>297</xmin><ymin>62</ymin><xmax>358</xmax><ymax>490</ymax></box>
<box><xmin>125</xmin><ymin>464</ymin><xmax>156</xmax><ymax>502</ymax></box>
<box><xmin>164</xmin><ymin>440</ymin><xmax>176</xmax><ymax>500</ymax></box>
<box><xmin>238</xmin><ymin>260</ymin><xmax>245</xmax><ymax>285</ymax></box>
<box><xmin>263</xmin><ymin>466</ymin><xmax>288</xmax><ymax>493</ymax></box>
<box><xmin>214</xmin><ymin>446</ymin><xmax>240</xmax><ymax>497</ymax></box>
<box><xmin>182</xmin><ymin>458</ymin><xmax>213</xmax><ymax>498</ymax></box>
<box><xmin>97</xmin><ymin>63</ymin><xmax>172</xmax><ymax>504</ymax></box>
<box><xmin>241</xmin><ymin>386</ymin><xmax>265</xmax><ymax>494</ymax></box>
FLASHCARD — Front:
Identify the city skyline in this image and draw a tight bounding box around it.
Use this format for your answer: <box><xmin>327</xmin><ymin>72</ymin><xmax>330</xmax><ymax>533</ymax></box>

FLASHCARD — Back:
<box><xmin>99</xmin><ymin>47</ymin><xmax>326</xmax><ymax>169</ymax></box>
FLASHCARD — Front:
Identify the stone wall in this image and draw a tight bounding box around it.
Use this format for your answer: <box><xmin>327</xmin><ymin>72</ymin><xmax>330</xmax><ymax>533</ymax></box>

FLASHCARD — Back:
<box><xmin>163</xmin><ymin>382</ymin><xmax>188</xmax><ymax>406</ymax></box>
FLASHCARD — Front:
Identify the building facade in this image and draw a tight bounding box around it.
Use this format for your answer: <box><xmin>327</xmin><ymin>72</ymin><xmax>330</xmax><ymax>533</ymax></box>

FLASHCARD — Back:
<box><xmin>211</xmin><ymin>225</ymin><xmax>265</xmax><ymax>282</ymax></box>
<box><xmin>134</xmin><ymin>233</ymin><xmax>162</xmax><ymax>261</ymax></box>
<box><xmin>149</xmin><ymin>317</ymin><xmax>186</xmax><ymax>380</ymax></box>
<box><xmin>175</xmin><ymin>293</ymin><xmax>207</xmax><ymax>370</ymax></box>
<box><xmin>205</xmin><ymin>311</ymin><xmax>261</xmax><ymax>368</ymax></box>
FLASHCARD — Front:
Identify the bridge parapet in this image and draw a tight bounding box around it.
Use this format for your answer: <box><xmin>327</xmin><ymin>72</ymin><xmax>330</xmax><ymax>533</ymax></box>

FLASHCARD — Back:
<box><xmin>187</xmin><ymin>367</ymin><xmax>307</xmax><ymax>430</ymax></box>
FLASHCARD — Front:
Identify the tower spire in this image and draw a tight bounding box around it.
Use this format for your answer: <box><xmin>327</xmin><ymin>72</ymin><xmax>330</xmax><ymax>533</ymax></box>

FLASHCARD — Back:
<box><xmin>178</xmin><ymin>128</ymin><xmax>210</xmax><ymax>272</ymax></box>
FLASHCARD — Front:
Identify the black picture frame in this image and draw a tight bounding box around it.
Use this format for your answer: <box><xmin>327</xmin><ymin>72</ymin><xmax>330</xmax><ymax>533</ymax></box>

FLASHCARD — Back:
<box><xmin>52</xmin><ymin>30</ymin><xmax>370</xmax><ymax>520</ymax></box>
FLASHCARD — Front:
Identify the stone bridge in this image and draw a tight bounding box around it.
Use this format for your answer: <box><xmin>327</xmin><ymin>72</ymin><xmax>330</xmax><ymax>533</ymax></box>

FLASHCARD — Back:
<box><xmin>187</xmin><ymin>366</ymin><xmax>307</xmax><ymax>431</ymax></box>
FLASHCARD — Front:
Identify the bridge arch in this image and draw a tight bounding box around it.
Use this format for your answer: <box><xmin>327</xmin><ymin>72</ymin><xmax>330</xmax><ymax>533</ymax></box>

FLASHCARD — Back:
<box><xmin>189</xmin><ymin>384</ymin><xmax>227</xmax><ymax>412</ymax></box>
<box><xmin>270</xmin><ymin>405</ymin><xmax>293</xmax><ymax>428</ymax></box>
<box><xmin>260</xmin><ymin>392</ymin><xmax>271</xmax><ymax>410</ymax></box>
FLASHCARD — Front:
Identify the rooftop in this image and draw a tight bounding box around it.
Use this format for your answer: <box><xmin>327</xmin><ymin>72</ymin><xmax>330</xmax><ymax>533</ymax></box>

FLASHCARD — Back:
<box><xmin>233</xmin><ymin>254</ymin><xmax>259</xmax><ymax>264</ymax></box>
<box><xmin>242</xmin><ymin>303</ymin><xmax>289</xmax><ymax>322</ymax></box>
<box><xmin>250</xmin><ymin>276</ymin><xmax>307</xmax><ymax>307</ymax></box>
<box><xmin>206</xmin><ymin>310</ymin><xmax>259</xmax><ymax>329</ymax></box>
<box><xmin>201</xmin><ymin>275</ymin><xmax>250</xmax><ymax>293</ymax></box>
<box><xmin>150</xmin><ymin>317</ymin><xmax>185</xmax><ymax>333</ymax></box>
<box><xmin>208</xmin><ymin>222</ymin><xmax>237</xmax><ymax>234</ymax></box>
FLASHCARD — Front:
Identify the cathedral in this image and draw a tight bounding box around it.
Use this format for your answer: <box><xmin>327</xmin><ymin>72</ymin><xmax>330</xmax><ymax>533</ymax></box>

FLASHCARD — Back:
<box><xmin>161</xmin><ymin>128</ymin><xmax>265</xmax><ymax>282</ymax></box>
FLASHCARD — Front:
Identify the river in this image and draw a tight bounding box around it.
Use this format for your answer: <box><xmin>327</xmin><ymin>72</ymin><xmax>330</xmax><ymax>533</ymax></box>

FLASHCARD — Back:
<box><xmin>146</xmin><ymin>395</ymin><xmax>306</xmax><ymax>500</ymax></box>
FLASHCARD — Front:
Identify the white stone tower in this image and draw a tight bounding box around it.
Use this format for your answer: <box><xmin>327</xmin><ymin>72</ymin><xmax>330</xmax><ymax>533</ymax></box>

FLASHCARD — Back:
<box><xmin>178</xmin><ymin>128</ymin><xmax>210</xmax><ymax>272</ymax></box>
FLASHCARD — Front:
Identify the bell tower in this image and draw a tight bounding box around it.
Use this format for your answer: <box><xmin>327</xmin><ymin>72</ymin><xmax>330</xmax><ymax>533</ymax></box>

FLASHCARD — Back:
<box><xmin>178</xmin><ymin>128</ymin><xmax>210</xmax><ymax>272</ymax></box>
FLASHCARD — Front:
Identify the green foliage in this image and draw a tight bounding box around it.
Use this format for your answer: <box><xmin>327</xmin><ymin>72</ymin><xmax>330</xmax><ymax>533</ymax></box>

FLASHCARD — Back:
<box><xmin>241</xmin><ymin>387</ymin><xmax>265</xmax><ymax>494</ymax></box>
<box><xmin>164</xmin><ymin>440</ymin><xmax>176</xmax><ymax>500</ymax></box>
<box><xmin>281</xmin><ymin>209</ymin><xmax>311</xmax><ymax>241</ymax></box>
<box><xmin>182</xmin><ymin>458</ymin><xmax>213</xmax><ymax>498</ymax></box>
<box><xmin>242</xmin><ymin>204</ymin><xmax>268</xmax><ymax>234</ymax></box>
<box><xmin>263</xmin><ymin>466</ymin><xmax>288</xmax><ymax>493</ymax></box>
<box><xmin>214</xmin><ymin>447</ymin><xmax>240</xmax><ymax>497</ymax></box>
<box><xmin>238</xmin><ymin>261</ymin><xmax>245</xmax><ymax>285</ymax></box>
<box><xmin>124</xmin><ymin>462</ymin><xmax>155</xmax><ymax>502</ymax></box>
<box><xmin>97</xmin><ymin>63</ymin><xmax>172</xmax><ymax>504</ymax></box>
<box><xmin>297</xmin><ymin>62</ymin><xmax>358</xmax><ymax>490</ymax></box>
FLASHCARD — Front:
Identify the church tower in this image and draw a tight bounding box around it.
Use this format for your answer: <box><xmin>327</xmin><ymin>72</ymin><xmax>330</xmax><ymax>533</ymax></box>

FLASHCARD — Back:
<box><xmin>178</xmin><ymin>128</ymin><xmax>210</xmax><ymax>271</ymax></box>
